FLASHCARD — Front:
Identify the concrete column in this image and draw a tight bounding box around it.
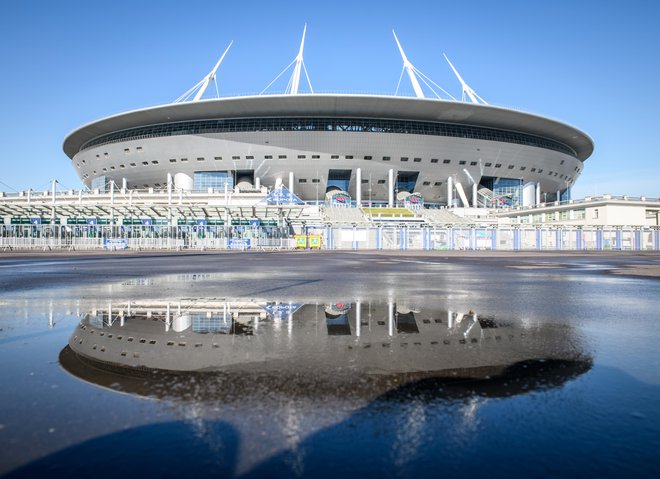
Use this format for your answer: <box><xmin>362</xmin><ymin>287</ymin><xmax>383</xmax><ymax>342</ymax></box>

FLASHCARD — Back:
<box><xmin>51</xmin><ymin>179</ymin><xmax>57</xmax><ymax>204</ymax></box>
<box><xmin>522</xmin><ymin>182</ymin><xmax>536</xmax><ymax>207</ymax></box>
<box><xmin>174</xmin><ymin>172</ymin><xmax>193</xmax><ymax>191</ymax></box>
<box><xmin>447</xmin><ymin>176</ymin><xmax>454</xmax><ymax>207</ymax></box>
<box><xmin>556</xmin><ymin>189</ymin><xmax>561</xmax><ymax>202</ymax></box>
<box><xmin>167</xmin><ymin>173</ymin><xmax>172</xmax><ymax>204</ymax></box>
<box><xmin>356</xmin><ymin>301</ymin><xmax>361</xmax><ymax>337</ymax></box>
<box><xmin>275</xmin><ymin>177</ymin><xmax>282</xmax><ymax>189</ymax></box>
<box><xmin>110</xmin><ymin>180</ymin><xmax>115</xmax><ymax>224</ymax></box>
<box><xmin>536</xmin><ymin>182</ymin><xmax>541</xmax><ymax>205</ymax></box>
<box><xmin>388</xmin><ymin>168</ymin><xmax>394</xmax><ymax>207</ymax></box>
<box><xmin>289</xmin><ymin>171</ymin><xmax>294</xmax><ymax>194</ymax></box>
<box><xmin>255</xmin><ymin>177</ymin><xmax>260</xmax><ymax>189</ymax></box>
<box><xmin>356</xmin><ymin>168</ymin><xmax>362</xmax><ymax>206</ymax></box>
<box><xmin>122</xmin><ymin>177</ymin><xmax>128</xmax><ymax>191</ymax></box>
<box><xmin>472</xmin><ymin>183</ymin><xmax>478</xmax><ymax>208</ymax></box>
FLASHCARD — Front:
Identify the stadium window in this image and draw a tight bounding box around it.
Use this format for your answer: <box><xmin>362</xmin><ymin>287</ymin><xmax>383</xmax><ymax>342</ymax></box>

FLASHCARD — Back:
<box><xmin>104</xmin><ymin>152</ymin><xmax>108</xmax><ymax>156</ymax></box>
<box><xmin>549</xmin><ymin>171</ymin><xmax>553</xmax><ymax>175</ymax></box>
<box><xmin>495</xmin><ymin>163</ymin><xmax>501</xmax><ymax>168</ymax></box>
<box><xmin>531</xmin><ymin>167</ymin><xmax>536</xmax><ymax>172</ymax></box>
<box><xmin>430</xmin><ymin>158</ymin><xmax>439</xmax><ymax>163</ymax></box>
<box><xmin>246</xmin><ymin>155</ymin><xmax>254</xmax><ymax>159</ymax></box>
<box><xmin>119</xmin><ymin>164</ymin><xmax>125</xmax><ymax>168</ymax></box>
<box><xmin>312</xmin><ymin>179</ymin><xmax>320</xmax><ymax>183</ymax></box>
<box><xmin>508</xmin><ymin>165</ymin><xmax>514</xmax><ymax>169</ymax></box>
<box><xmin>331</xmin><ymin>155</ymin><xmax>339</xmax><ymax>159</ymax></box>
<box><xmin>382</xmin><ymin>156</ymin><xmax>390</xmax><ymax>161</ymax></box>
<box><xmin>232</xmin><ymin>156</ymin><xmax>240</xmax><ymax>160</ymax></box>
<box><xmin>422</xmin><ymin>181</ymin><xmax>431</xmax><ymax>186</ymax></box>
<box><xmin>110</xmin><ymin>166</ymin><xmax>115</xmax><ymax>170</ymax></box>
<box><xmin>102</xmin><ymin>168</ymin><xmax>108</xmax><ymax>172</ymax></box>
<box><xmin>377</xmin><ymin>179</ymin><xmax>386</xmax><ymax>184</ymax></box>
<box><xmin>142</xmin><ymin>162</ymin><xmax>149</xmax><ymax>166</ymax></box>
<box><xmin>538</xmin><ymin>169</ymin><xmax>543</xmax><ymax>173</ymax></box>
<box><xmin>298</xmin><ymin>178</ymin><xmax>307</xmax><ymax>183</ymax></box>
<box><xmin>264</xmin><ymin>155</ymin><xmax>272</xmax><ymax>159</ymax></box>
<box><xmin>136</xmin><ymin>146</ymin><xmax>142</xmax><ymax>151</ymax></box>
<box><xmin>197</xmin><ymin>157</ymin><xmax>205</xmax><ymax>161</ymax></box>
<box><xmin>560</xmin><ymin>160</ymin><xmax>565</xmax><ymax>165</ymax></box>
<box><xmin>413</xmin><ymin>158</ymin><xmax>422</xmax><ymax>162</ymax></box>
<box><xmin>364</xmin><ymin>155</ymin><xmax>372</xmax><ymax>160</ymax></box>
<box><xmin>278</xmin><ymin>155</ymin><xmax>287</xmax><ymax>159</ymax></box>
<box><xmin>443</xmin><ymin>159</ymin><xmax>450</xmax><ymax>164</ymax></box>
<box><xmin>123</xmin><ymin>148</ymin><xmax>130</xmax><ymax>153</ymax></box>
<box><xmin>400</xmin><ymin>157</ymin><xmax>409</xmax><ymax>162</ymax></box>
<box><xmin>520</xmin><ymin>166</ymin><xmax>526</xmax><ymax>171</ymax></box>
<box><xmin>214</xmin><ymin>156</ymin><xmax>222</xmax><ymax>161</ymax></box>
<box><xmin>345</xmin><ymin>155</ymin><xmax>353</xmax><ymax>159</ymax></box>
<box><xmin>81</xmin><ymin>160</ymin><xmax>86</xmax><ymax>164</ymax></box>
<box><xmin>312</xmin><ymin>155</ymin><xmax>320</xmax><ymax>159</ymax></box>
<box><xmin>181</xmin><ymin>158</ymin><xmax>188</xmax><ymax>162</ymax></box>
<box><xmin>169</xmin><ymin>158</ymin><xmax>177</xmax><ymax>163</ymax></box>
<box><xmin>130</xmin><ymin>163</ymin><xmax>136</xmax><ymax>167</ymax></box>
<box><xmin>96</xmin><ymin>154</ymin><xmax>100</xmax><ymax>158</ymax></box>
<box><xmin>485</xmin><ymin>162</ymin><xmax>492</xmax><ymax>167</ymax></box>
<box><xmin>434</xmin><ymin>181</ymin><xmax>442</xmax><ymax>186</ymax></box>
<box><xmin>470</xmin><ymin>161</ymin><xmax>477</xmax><ymax>166</ymax></box>
<box><xmin>361</xmin><ymin>179</ymin><xmax>368</xmax><ymax>184</ymax></box>
<box><xmin>298</xmin><ymin>155</ymin><xmax>306</xmax><ymax>159</ymax></box>
<box><xmin>459</xmin><ymin>160</ymin><xmax>466</xmax><ymax>165</ymax></box>
<box><xmin>151</xmin><ymin>161</ymin><xmax>159</xmax><ymax>165</ymax></box>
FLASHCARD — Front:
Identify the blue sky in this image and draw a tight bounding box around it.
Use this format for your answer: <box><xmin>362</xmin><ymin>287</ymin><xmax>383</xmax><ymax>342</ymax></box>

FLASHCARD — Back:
<box><xmin>0</xmin><ymin>0</ymin><xmax>658</xmax><ymax>197</ymax></box>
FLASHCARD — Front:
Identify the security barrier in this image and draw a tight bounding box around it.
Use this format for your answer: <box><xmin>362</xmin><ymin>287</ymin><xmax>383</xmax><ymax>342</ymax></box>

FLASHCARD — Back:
<box><xmin>0</xmin><ymin>224</ymin><xmax>658</xmax><ymax>252</ymax></box>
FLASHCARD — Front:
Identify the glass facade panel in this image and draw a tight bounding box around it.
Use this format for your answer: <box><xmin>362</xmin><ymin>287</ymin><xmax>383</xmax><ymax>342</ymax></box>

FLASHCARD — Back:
<box><xmin>91</xmin><ymin>176</ymin><xmax>107</xmax><ymax>191</ymax></box>
<box><xmin>193</xmin><ymin>171</ymin><xmax>233</xmax><ymax>192</ymax></box>
<box><xmin>481</xmin><ymin>177</ymin><xmax>522</xmax><ymax>207</ymax></box>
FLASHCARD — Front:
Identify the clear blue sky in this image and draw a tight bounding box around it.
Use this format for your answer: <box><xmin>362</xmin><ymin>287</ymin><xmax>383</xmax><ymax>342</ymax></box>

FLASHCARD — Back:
<box><xmin>0</xmin><ymin>0</ymin><xmax>658</xmax><ymax>197</ymax></box>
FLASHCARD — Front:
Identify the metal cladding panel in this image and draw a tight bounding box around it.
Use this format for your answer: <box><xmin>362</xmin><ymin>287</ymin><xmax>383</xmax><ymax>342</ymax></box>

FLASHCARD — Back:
<box><xmin>63</xmin><ymin>95</ymin><xmax>594</xmax><ymax>161</ymax></box>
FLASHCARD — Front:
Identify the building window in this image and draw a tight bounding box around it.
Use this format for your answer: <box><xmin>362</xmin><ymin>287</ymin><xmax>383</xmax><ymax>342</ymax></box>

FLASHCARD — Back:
<box><xmin>538</xmin><ymin>169</ymin><xmax>543</xmax><ymax>173</ymax></box>
<box><xmin>278</xmin><ymin>155</ymin><xmax>287</xmax><ymax>159</ymax></box>
<box><xmin>431</xmin><ymin>158</ymin><xmax>438</xmax><ymax>163</ymax></box>
<box><xmin>520</xmin><ymin>166</ymin><xmax>526</xmax><ymax>171</ymax></box>
<box><xmin>232</xmin><ymin>156</ymin><xmax>240</xmax><ymax>160</ymax></box>
<box><xmin>110</xmin><ymin>166</ymin><xmax>115</xmax><ymax>170</ymax></box>
<box><xmin>434</xmin><ymin>181</ymin><xmax>442</xmax><ymax>186</ymax></box>
<box><xmin>414</xmin><ymin>157</ymin><xmax>422</xmax><ymax>162</ymax></box>
<box><xmin>142</xmin><ymin>162</ymin><xmax>149</xmax><ymax>166</ymax></box>
<box><xmin>214</xmin><ymin>156</ymin><xmax>222</xmax><ymax>161</ymax></box>
<box><xmin>151</xmin><ymin>161</ymin><xmax>159</xmax><ymax>165</ymax></box>
<box><xmin>470</xmin><ymin>161</ymin><xmax>477</xmax><ymax>166</ymax></box>
<box><xmin>246</xmin><ymin>155</ymin><xmax>254</xmax><ymax>159</ymax></box>
<box><xmin>508</xmin><ymin>165</ymin><xmax>514</xmax><ymax>169</ymax></box>
<box><xmin>265</xmin><ymin>155</ymin><xmax>272</xmax><ymax>159</ymax></box>
<box><xmin>401</xmin><ymin>157</ymin><xmax>409</xmax><ymax>162</ymax></box>
<box><xmin>364</xmin><ymin>155</ymin><xmax>372</xmax><ymax>160</ymax></box>
<box><xmin>298</xmin><ymin>178</ymin><xmax>307</xmax><ymax>183</ymax></box>
<box><xmin>459</xmin><ymin>161</ymin><xmax>466</xmax><ymax>165</ymax></box>
<box><xmin>377</xmin><ymin>179</ymin><xmax>386</xmax><ymax>184</ymax></box>
<box><xmin>119</xmin><ymin>164</ymin><xmax>125</xmax><ymax>168</ymax></box>
<box><xmin>592</xmin><ymin>208</ymin><xmax>599</xmax><ymax>219</ymax></box>
<box><xmin>312</xmin><ymin>179</ymin><xmax>320</xmax><ymax>183</ymax></box>
<box><xmin>194</xmin><ymin>171</ymin><xmax>233</xmax><ymax>192</ymax></box>
<box><xmin>124</xmin><ymin>148</ymin><xmax>130</xmax><ymax>153</ymax></box>
<box><xmin>361</xmin><ymin>179</ymin><xmax>368</xmax><ymax>184</ymax></box>
<box><xmin>495</xmin><ymin>163</ymin><xmax>501</xmax><ymax>168</ymax></box>
<box><xmin>422</xmin><ymin>181</ymin><xmax>431</xmax><ymax>186</ymax></box>
<box><xmin>443</xmin><ymin>159</ymin><xmax>451</xmax><ymax>164</ymax></box>
<box><xmin>531</xmin><ymin>167</ymin><xmax>536</xmax><ymax>172</ymax></box>
<box><xmin>331</xmin><ymin>155</ymin><xmax>339</xmax><ymax>159</ymax></box>
<box><xmin>136</xmin><ymin>146</ymin><xmax>142</xmax><ymax>151</ymax></box>
<box><xmin>181</xmin><ymin>158</ymin><xmax>188</xmax><ymax>162</ymax></box>
<box><xmin>382</xmin><ymin>156</ymin><xmax>390</xmax><ymax>161</ymax></box>
<box><xmin>298</xmin><ymin>155</ymin><xmax>306</xmax><ymax>159</ymax></box>
<box><xmin>130</xmin><ymin>163</ymin><xmax>136</xmax><ymax>167</ymax></box>
<box><xmin>169</xmin><ymin>159</ymin><xmax>177</xmax><ymax>163</ymax></box>
<box><xmin>485</xmin><ymin>162</ymin><xmax>492</xmax><ymax>167</ymax></box>
<box><xmin>560</xmin><ymin>160</ymin><xmax>565</xmax><ymax>165</ymax></box>
<box><xmin>197</xmin><ymin>157</ymin><xmax>205</xmax><ymax>161</ymax></box>
<box><xmin>102</xmin><ymin>168</ymin><xmax>108</xmax><ymax>172</ymax></box>
<box><xmin>312</xmin><ymin>155</ymin><xmax>320</xmax><ymax>159</ymax></box>
<box><xmin>345</xmin><ymin>155</ymin><xmax>353</xmax><ymax>159</ymax></box>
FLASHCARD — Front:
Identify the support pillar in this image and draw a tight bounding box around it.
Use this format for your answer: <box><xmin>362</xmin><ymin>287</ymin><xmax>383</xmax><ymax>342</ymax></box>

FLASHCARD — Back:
<box><xmin>356</xmin><ymin>301</ymin><xmax>361</xmax><ymax>338</ymax></box>
<box><xmin>356</xmin><ymin>168</ymin><xmax>362</xmax><ymax>207</ymax></box>
<box><xmin>289</xmin><ymin>171</ymin><xmax>294</xmax><ymax>194</ymax></box>
<box><xmin>536</xmin><ymin>182</ymin><xmax>541</xmax><ymax>205</ymax></box>
<box><xmin>472</xmin><ymin>183</ymin><xmax>478</xmax><ymax>208</ymax></box>
<box><xmin>388</xmin><ymin>168</ymin><xmax>394</xmax><ymax>207</ymax></box>
<box><xmin>447</xmin><ymin>176</ymin><xmax>454</xmax><ymax>207</ymax></box>
<box><xmin>122</xmin><ymin>177</ymin><xmax>128</xmax><ymax>191</ymax></box>
<box><xmin>388</xmin><ymin>301</ymin><xmax>394</xmax><ymax>337</ymax></box>
<box><xmin>255</xmin><ymin>177</ymin><xmax>261</xmax><ymax>189</ymax></box>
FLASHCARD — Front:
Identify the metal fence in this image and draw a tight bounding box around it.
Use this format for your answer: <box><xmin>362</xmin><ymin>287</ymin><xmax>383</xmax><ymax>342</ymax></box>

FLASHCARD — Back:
<box><xmin>1</xmin><ymin>224</ymin><xmax>658</xmax><ymax>252</ymax></box>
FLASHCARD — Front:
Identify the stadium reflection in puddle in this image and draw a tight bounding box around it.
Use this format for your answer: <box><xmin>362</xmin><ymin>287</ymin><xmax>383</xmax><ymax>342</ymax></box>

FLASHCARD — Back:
<box><xmin>61</xmin><ymin>297</ymin><xmax>591</xmax><ymax>402</ymax></box>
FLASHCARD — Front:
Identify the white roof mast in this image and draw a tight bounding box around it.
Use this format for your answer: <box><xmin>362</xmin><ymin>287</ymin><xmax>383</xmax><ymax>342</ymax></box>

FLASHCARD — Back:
<box><xmin>174</xmin><ymin>41</ymin><xmax>233</xmax><ymax>103</ymax></box>
<box><xmin>392</xmin><ymin>30</ymin><xmax>425</xmax><ymax>99</ymax></box>
<box><xmin>443</xmin><ymin>53</ymin><xmax>488</xmax><ymax>105</ymax></box>
<box><xmin>261</xmin><ymin>24</ymin><xmax>314</xmax><ymax>95</ymax></box>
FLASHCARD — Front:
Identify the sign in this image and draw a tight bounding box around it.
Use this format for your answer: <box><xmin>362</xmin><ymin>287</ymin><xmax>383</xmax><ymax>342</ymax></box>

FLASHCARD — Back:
<box><xmin>196</xmin><ymin>219</ymin><xmax>207</xmax><ymax>226</ymax></box>
<box><xmin>30</xmin><ymin>217</ymin><xmax>41</xmax><ymax>225</ymax></box>
<box><xmin>328</xmin><ymin>191</ymin><xmax>351</xmax><ymax>206</ymax></box>
<box><xmin>86</xmin><ymin>218</ymin><xmax>98</xmax><ymax>225</ymax></box>
<box><xmin>141</xmin><ymin>218</ymin><xmax>153</xmax><ymax>226</ymax></box>
<box><xmin>263</xmin><ymin>186</ymin><xmax>304</xmax><ymax>205</ymax></box>
<box><xmin>294</xmin><ymin>235</ymin><xmax>307</xmax><ymax>249</ymax></box>
<box><xmin>227</xmin><ymin>238</ymin><xmax>251</xmax><ymax>250</ymax></box>
<box><xmin>103</xmin><ymin>238</ymin><xmax>128</xmax><ymax>250</ymax></box>
<box><xmin>403</xmin><ymin>193</ymin><xmax>424</xmax><ymax>208</ymax></box>
<box><xmin>249</xmin><ymin>218</ymin><xmax>261</xmax><ymax>227</ymax></box>
<box><xmin>261</xmin><ymin>302</ymin><xmax>302</xmax><ymax>320</ymax></box>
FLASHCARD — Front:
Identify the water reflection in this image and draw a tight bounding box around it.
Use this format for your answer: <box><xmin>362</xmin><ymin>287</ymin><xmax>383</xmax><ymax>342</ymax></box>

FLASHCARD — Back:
<box><xmin>61</xmin><ymin>297</ymin><xmax>591</xmax><ymax>401</ymax></box>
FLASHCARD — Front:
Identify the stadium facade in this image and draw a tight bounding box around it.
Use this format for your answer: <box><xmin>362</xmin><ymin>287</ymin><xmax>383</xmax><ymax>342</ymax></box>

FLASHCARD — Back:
<box><xmin>63</xmin><ymin>29</ymin><xmax>593</xmax><ymax>209</ymax></box>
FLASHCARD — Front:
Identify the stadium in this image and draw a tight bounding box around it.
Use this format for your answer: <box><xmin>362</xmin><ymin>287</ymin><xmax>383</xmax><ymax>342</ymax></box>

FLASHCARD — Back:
<box><xmin>63</xmin><ymin>28</ymin><xmax>593</xmax><ymax>209</ymax></box>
